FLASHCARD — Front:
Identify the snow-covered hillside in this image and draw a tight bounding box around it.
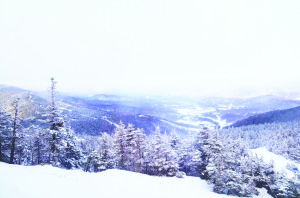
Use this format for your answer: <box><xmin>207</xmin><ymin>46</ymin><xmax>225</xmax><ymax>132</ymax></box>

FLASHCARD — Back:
<box><xmin>0</xmin><ymin>162</ymin><xmax>272</xmax><ymax>198</ymax></box>
<box><xmin>251</xmin><ymin>147</ymin><xmax>300</xmax><ymax>179</ymax></box>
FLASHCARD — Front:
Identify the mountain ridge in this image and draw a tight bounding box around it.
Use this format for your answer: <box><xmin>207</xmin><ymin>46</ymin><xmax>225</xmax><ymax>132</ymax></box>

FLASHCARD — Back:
<box><xmin>227</xmin><ymin>105</ymin><xmax>300</xmax><ymax>128</ymax></box>
<box><xmin>1</xmin><ymin>84</ymin><xmax>300</xmax><ymax>135</ymax></box>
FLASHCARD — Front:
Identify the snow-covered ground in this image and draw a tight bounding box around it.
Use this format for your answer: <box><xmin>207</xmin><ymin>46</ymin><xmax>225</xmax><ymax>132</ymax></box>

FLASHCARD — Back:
<box><xmin>3</xmin><ymin>147</ymin><xmax>289</xmax><ymax>198</ymax></box>
<box><xmin>251</xmin><ymin>147</ymin><xmax>300</xmax><ymax>179</ymax></box>
<box><xmin>0</xmin><ymin>160</ymin><xmax>277</xmax><ymax>198</ymax></box>
<box><xmin>1</xmin><ymin>148</ymin><xmax>292</xmax><ymax>198</ymax></box>
<box><xmin>0</xmin><ymin>162</ymin><xmax>234</xmax><ymax>198</ymax></box>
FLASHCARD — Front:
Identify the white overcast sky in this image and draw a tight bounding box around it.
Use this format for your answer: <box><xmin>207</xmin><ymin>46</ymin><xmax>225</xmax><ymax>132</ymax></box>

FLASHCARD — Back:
<box><xmin>0</xmin><ymin>0</ymin><xmax>299</xmax><ymax>97</ymax></box>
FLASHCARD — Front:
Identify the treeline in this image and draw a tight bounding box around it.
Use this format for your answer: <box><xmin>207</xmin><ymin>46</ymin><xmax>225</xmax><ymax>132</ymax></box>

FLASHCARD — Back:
<box><xmin>220</xmin><ymin>121</ymin><xmax>300</xmax><ymax>163</ymax></box>
<box><xmin>0</xmin><ymin>78</ymin><xmax>300</xmax><ymax>197</ymax></box>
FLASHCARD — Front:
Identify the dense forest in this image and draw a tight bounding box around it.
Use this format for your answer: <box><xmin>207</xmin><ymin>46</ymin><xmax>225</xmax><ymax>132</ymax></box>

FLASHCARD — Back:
<box><xmin>0</xmin><ymin>79</ymin><xmax>299</xmax><ymax>197</ymax></box>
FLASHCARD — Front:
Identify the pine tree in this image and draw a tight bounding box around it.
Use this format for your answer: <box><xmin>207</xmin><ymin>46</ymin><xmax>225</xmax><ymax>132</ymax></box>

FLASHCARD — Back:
<box><xmin>123</xmin><ymin>124</ymin><xmax>146</xmax><ymax>172</ymax></box>
<box><xmin>0</xmin><ymin>104</ymin><xmax>12</xmax><ymax>162</ymax></box>
<box><xmin>62</xmin><ymin>124</ymin><xmax>82</xmax><ymax>169</ymax></box>
<box><xmin>161</xmin><ymin>131</ymin><xmax>179</xmax><ymax>176</ymax></box>
<box><xmin>206</xmin><ymin>131</ymin><xmax>225</xmax><ymax>183</ymax></box>
<box><xmin>24</xmin><ymin>125</ymin><xmax>39</xmax><ymax>165</ymax></box>
<box><xmin>48</xmin><ymin>77</ymin><xmax>60</xmax><ymax>165</ymax></box>
<box><xmin>125</xmin><ymin>123</ymin><xmax>136</xmax><ymax>171</ymax></box>
<box><xmin>147</xmin><ymin>127</ymin><xmax>179</xmax><ymax>176</ymax></box>
<box><xmin>15</xmin><ymin>125</ymin><xmax>28</xmax><ymax>165</ymax></box>
<box><xmin>134</xmin><ymin>128</ymin><xmax>146</xmax><ymax>173</ymax></box>
<box><xmin>113</xmin><ymin>121</ymin><xmax>127</xmax><ymax>169</ymax></box>
<box><xmin>81</xmin><ymin>135</ymin><xmax>102</xmax><ymax>172</ymax></box>
<box><xmin>84</xmin><ymin>150</ymin><xmax>101</xmax><ymax>172</ymax></box>
<box><xmin>195</xmin><ymin>127</ymin><xmax>212</xmax><ymax>179</ymax></box>
<box><xmin>9</xmin><ymin>97</ymin><xmax>21</xmax><ymax>164</ymax></box>
<box><xmin>143</xmin><ymin>136</ymin><xmax>152</xmax><ymax>175</ymax></box>
<box><xmin>212</xmin><ymin>135</ymin><xmax>258</xmax><ymax>196</ymax></box>
<box><xmin>179</xmin><ymin>131</ymin><xmax>201</xmax><ymax>176</ymax></box>
<box><xmin>148</xmin><ymin>126</ymin><xmax>163</xmax><ymax>175</ymax></box>
<box><xmin>34</xmin><ymin>127</ymin><xmax>47</xmax><ymax>164</ymax></box>
<box><xmin>98</xmin><ymin>132</ymin><xmax>115</xmax><ymax>171</ymax></box>
<box><xmin>169</xmin><ymin>130</ymin><xmax>181</xmax><ymax>151</ymax></box>
<box><xmin>47</xmin><ymin>77</ymin><xmax>80</xmax><ymax>168</ymax></box>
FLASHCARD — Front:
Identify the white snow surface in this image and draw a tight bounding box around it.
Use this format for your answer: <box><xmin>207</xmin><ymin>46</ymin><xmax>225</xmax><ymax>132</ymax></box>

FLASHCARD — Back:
<box><xmin>253</xmin><ymin>188</ymin><xmax>273</xmax><ymax>198</ymax></box>
<box><xmin>0</xmin><ymin>162</ymin><xmax>235</xmax><ymax>198</ymax></box>
<box><xmin>251</xmin><ymin>147</ymin><xmax>300</xmax><ymax>178</ymax></box>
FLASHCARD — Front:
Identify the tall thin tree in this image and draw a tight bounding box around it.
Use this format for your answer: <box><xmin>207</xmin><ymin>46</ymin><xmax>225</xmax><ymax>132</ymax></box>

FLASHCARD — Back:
<box><xmin>48</xmin><ymin>77</ymin><xmax>60</xmax><ymax>164</ymax></box>
<box><xmin>9</xmin><ymin>97</ymin><xmax>20</xmax><ymax>164</ymax></box>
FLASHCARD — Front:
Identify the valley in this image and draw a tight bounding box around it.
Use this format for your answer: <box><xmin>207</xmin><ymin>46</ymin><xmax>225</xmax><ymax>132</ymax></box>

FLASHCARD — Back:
<box><xmin>1</xmin><ymin>85</ymin><xmax>300</xmax><ymax>136</ymax></box>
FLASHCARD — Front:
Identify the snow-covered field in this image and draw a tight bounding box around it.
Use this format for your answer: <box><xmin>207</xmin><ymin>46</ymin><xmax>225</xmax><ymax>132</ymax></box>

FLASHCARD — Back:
<box><xmin>2</xmin><ymin>147</ymin><xmax>291</xmax><ymax>198</ymax></box>
<box><xmin>0</xmin><ymin>162</ymin><xmax>234</xmax><ymax>198</ymax></box>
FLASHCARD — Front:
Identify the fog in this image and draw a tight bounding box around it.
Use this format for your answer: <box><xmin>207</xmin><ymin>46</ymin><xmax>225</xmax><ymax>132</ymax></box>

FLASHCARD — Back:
<box><xmin>1</xmin><ymin>0</ymin><xmax>299</xmax><ymax>97</ymax></box>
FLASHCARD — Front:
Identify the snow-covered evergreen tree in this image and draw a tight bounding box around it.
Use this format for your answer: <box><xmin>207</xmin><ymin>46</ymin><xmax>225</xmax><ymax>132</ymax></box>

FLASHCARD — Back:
<box><xmin>161</xmin><ymin>131</ymin><xmax>179</xmax><ymax>176</ymax></box>
<box><xmin>34</xmin><ymin>127</ymin><xmax>47</xmax><ymax>164</ymax></box>
<box><xmin>113</xmin><ymin>121</ymin><xmax>127</xmax><ymax>169</ymax></box>
<box><xmin>213</xmin><ymin>136</ymin><xmax>258</xmax><ymax>196</ymax></box>
<box><xmin>81</xmin><ymin>135</ymin><xmax>101</xmax><ymax>172</ymax></box>
<box><xmin>83</xmin><ymin>132</ymin><xmax>114</xmax><ymax>172</ymax></box>
<box><xmin>134</xmin><ymin>128</ymin><xmax>146</xmax><ymax>173</ymax></box>
<box><xmin>195</xmin><ymin>127</ymin><xmax>212</xmax><ymax>180</ymax></box>
<box><xmin>113</xmin><ymin>122</ymin><xmax>147</xmax><ymax>172</ymax></box>
<box><xmin>179</xmin><ymin>131</ymin><xmax>201</xmax><ymax>176</ymax></box>
<box><xmin>206</xmin><ymin>131</ymin><xmax>225</xmax><ymax>184</ymax></box>
<box><xmin>0</xmin><ymin>104</ymin><xmax>12</xmax><ymax>162</ymax></box>
<box><xmin>147</xmin><ymin>127</ymin><xmax>179</xmax><ymax>176</ymax></box>
<box><xmin>124</xmin><ymin>123</ymin><xmax>136</xmax><ymax>171</ymax></box>
<box><xmin>124</xmin><ymin>124</ymin><xmax>147</xmax><ymax>172</ymax></box>
<box><xmin>48</xmin><ymin>117</ymin><xmax>67</xmax><ymax>166</ymax></box>
<box><xmin>84</xmin><ymin>150</ymin><xmax>101</xmax><ymax>172</ymax></box>
<box><xmin>22</xmin><ymin>125</ymin><xmax>41</xmax><ymax>165</ymax></box>
<box><xmin>15</xmin><ymin>125</ymin><xmax>29</xmax><ymax>165</ymax></box>
<box><xmin>62</xmin><ymin>124</ymin><xmax>82</xmax><ymax>169</ymax></box>
<box><xmin>47</xmin><ymin>77</ymin><xmax>81</xmax><ymax>169</ymax></box>
<box><xmin>148</xmin><ymin>126</ymin><xmax>164</xmax><ymax>175</ymax></box>
<box><xmin>98</xmin><ymin>132</ymin><xmax>115</xmax><ymax>171</ymax></box>
<box><xmin>168</xmin><ymin>130</ymin><xmax>181</xmax><ymax>152</ymax></box>
<box><xmin>9</xmin><ymin>97</ymin><xmax>22</xmax><ymax>164</ymax></box>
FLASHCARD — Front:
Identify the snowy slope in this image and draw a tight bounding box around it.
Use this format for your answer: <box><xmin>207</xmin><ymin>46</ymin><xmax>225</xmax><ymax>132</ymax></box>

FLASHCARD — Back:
<box><xmin>0</xmin><ymin>162</ymin><xmax>235</xmax><ymax>198</ymax></box>
<box><xmin>251</xmin><ymin>147</ymin><xmax>300</xmax><ymax>178</ymax></box>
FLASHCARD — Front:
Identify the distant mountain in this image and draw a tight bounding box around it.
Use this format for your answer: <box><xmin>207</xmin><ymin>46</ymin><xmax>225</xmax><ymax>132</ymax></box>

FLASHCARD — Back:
<box><xmin>228</xmin><ymin>105</ymin><xmax>300</xmax><ymax>128</ymax></box>
<box><xmin>0</xmin><ymin>85</ymin><xmax>48</xmax><ymax>124</ymax></box>
<box><xmin>59</xmin><ymin>94</ymin><xmax>198</xmax><ymax>136</ymax></box>
<box><xmin>1</xmin><ymin>84</ymin><xmax>300</xmax><ymax>136</ymax></box>
<box><xmin>59</xmin><ymin>94</ymin><xmax>300</xmax><ymax>135</ymax></box>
